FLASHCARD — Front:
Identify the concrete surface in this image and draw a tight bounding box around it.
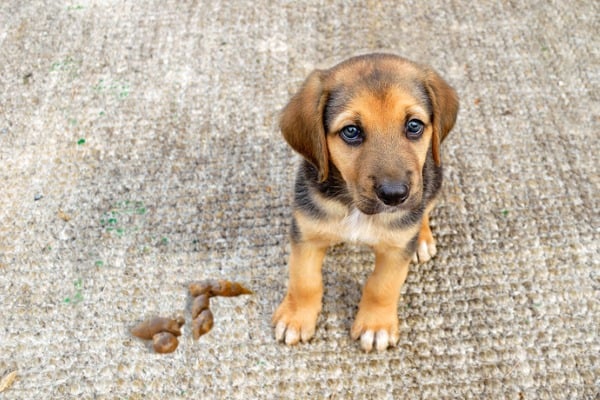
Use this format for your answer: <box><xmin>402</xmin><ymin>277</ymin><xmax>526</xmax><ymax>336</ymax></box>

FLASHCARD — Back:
<box><xmin>0</xmin><ymin>0</ymin><xmax>598</xmax><ymax>398</ymax></box>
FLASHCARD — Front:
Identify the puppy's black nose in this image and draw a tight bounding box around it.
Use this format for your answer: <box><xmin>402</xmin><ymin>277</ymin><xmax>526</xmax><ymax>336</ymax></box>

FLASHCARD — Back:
<box><xmin>375</xmin><ymin>181</ymin><xmax>410</xmax><ymax>206</ymax></box>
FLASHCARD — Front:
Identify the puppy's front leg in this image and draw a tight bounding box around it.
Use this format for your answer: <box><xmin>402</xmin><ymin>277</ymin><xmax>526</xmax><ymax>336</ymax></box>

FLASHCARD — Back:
<box><xmin>273</xmin><ymin>241</ymin><xmax>327</xmax><ymax>345</ymax></box>
<box><xmin>412</xmin><ymin>202</ymin><xmax>438</xmax><ymax>264</ymax></box>
<box><xmin>351</xmin><ymin>247</ymin><xmax>411</xmax><ymax>352</ymax></box>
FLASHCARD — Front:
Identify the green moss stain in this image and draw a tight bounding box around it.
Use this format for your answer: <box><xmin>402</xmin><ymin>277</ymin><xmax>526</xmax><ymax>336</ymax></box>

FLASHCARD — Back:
<box><xmin>100</xmin><ymin>200</ymin><xmax>147</xmax><ymax>237</ymax></box>
<box><xmin>64</xmin><ymin>278</ymin><xmax>84</xmax><ymax>304</ymax></box>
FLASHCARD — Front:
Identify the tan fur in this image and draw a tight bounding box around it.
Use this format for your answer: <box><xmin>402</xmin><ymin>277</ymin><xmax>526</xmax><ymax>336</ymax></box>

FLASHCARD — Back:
<box><xmin>424</xmin><ymin>70</ymin><xmax>459</xmax><ymax>166</ymax></box>
<box><xmin>294</xmin><ymin>207</ymin><xmax>420</xmax><ymax>249</ymax></box>
<box><xmin>326</xmin><ymin>89</ymin><xmax>432</xmax><ymax>210</ymax></box>
<box><xmin>280</xmin><ymin>70</ymin><xmax>330</xmax><ymax>181</ymax></box>
<box><xmin>272</xmin><ymin>240</ymin><xmax>327</xmax><ymax>344</ymax></box>
<box><xmin>273</xmin><ymin>54</ymin><xmax>459</xmax><ymax>352</ymax></box>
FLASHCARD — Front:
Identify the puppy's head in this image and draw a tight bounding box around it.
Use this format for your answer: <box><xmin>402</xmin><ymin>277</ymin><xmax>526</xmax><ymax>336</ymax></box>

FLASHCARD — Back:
<box><xmin>280</xmin><ymin>53</ymin><xmax>458</xmax><ymax>214</ymax></box>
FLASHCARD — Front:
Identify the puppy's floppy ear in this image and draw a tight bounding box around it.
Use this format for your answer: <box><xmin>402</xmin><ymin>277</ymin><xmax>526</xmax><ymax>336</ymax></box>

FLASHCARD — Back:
<box><xmin>280</xmin><ymin>70</ymin><xmax>329</xmax><ymax>182</ymax></box>
<box><xmin>424</xmin><ymin>70</ymin><xmax>459</xmax><ymax>166</ymax></box>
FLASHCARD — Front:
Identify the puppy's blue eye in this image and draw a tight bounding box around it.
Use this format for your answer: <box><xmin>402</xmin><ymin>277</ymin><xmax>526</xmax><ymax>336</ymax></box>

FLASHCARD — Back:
<box><xmin>406</xmin><ymin>119</ymin><xmax>424</xmax><ymax>139</ymax></box>
<box><xmin>340</xmin><ymin>125</ymin><xmax>363</xmax><ymax>145</ymax></box>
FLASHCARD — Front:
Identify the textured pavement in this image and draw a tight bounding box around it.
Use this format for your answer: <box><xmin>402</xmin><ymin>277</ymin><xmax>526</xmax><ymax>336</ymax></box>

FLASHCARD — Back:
<box><xmin>0</xmin><ymin>1</ymin><xmax>598</xmax><ymax>398</ymax></box>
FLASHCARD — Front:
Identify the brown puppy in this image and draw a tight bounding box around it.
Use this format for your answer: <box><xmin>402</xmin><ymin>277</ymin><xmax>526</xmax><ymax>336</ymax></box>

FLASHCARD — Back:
<box><xmin>273</xmin><ymin>53</ymin><xmax>458</xmax><ymax>352</ymax></box>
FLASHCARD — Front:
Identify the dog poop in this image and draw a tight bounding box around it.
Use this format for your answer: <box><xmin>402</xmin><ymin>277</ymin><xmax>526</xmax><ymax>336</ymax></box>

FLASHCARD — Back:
<box><xmin>152</xmin><ymin>332</ymin><xmax>179</xmax><ymax>354</ymax></box>
<box><xmin>189</xmin><ymin>279</ymin><xmax>252</xmax><ymax>340</ymax></box>
<box><xmin>192</xmin><ymin>309</ymin><xmax>214</xmax><ymax>340</ymax></box>
<box><xmin>131</xmin><ymin>316</ymin><xmax>184</xmax><ymax>340</ymax></box>
<box><xmin>131</xmin><ymin>316</ymin><xmax>184</xmax><ymax>354</ymax></box>
<box><xmin>191</xmin><ymin>294</ymin><xmax>210</xmax><ymax>319</ymax></box>
<box><xmin>189</xmin><ymin>279</ymin><xmax>253</xmax><ymax>298</ymax></box>
<box><xmin>130</xmin><ymin>279</ymin><xmax>252</xmax><ymax>353</ymax></box>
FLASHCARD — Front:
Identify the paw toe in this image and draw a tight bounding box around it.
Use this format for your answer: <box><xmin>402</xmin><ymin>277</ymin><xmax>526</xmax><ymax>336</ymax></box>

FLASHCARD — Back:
<box><xmin>273</xmin><ymin>301</ymin><xmax>319</xmax><ymax>345</ymax></box>
<box><xmin>352</xmin><ymin>314</ymin><xmax>399</xmax><ymax>352</ymax></box>
<box><xmin>357</xmin><ymin>329</ymin><xmax>398</xmax><ymax>352</ymax></box>
<box><xmin>275</xmin><ymin>321</ymin><xmax>302</xmax><ymax>345</ymax></box>
<box><xmin>285</xmin><ymin>326</ymin><xmax>301</xmax><ymax>345</ymax></box>
<box><xmin>275</xmin><ymin>321</ymin><xmax>287</xmax><ymax>342</ymax></box>
<box><xmin>375</xmin><ymin>330</ymin><xmax>390</xmax><ymax>352</ymax></box>
<box><xmin>360</xmin><ymin>330</ymin><xmax>375</xmax><ymax>352</ymax></box>
<box><xmin>414</xmin><ymin>240</ymin><xmax>437</xmax><ymax>264</ymax></box>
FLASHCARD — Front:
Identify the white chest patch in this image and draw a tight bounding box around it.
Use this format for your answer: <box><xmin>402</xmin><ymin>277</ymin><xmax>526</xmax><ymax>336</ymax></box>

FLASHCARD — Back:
<box><xmin>301</xmin><ymin>197</ymin><xmax>417</xmax><ymax>248</ymax></box>
<box><xmin>341</xmin><ymin>209</ymin><xmax>381</xmax><ymax>246</ymax></box>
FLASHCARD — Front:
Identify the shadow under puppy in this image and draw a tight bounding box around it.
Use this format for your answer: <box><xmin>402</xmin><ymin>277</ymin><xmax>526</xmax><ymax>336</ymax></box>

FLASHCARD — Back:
<box><xmin>273</xmin><ymin>53</ymin><xmax>459</xmax><ymax>352</ymax></box>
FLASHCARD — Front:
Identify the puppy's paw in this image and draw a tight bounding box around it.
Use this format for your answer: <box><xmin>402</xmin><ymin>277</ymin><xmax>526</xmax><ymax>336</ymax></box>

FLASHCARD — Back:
<box><xmin>272</xmin><ymin>296</ymin><xmax>320</xmax><ymax>345</ymax></box>
<box><xmin>412</xmin><ymin>220</ymin><xmax>437</xmax><ymax>264</ymax></box>
<box><xmin>351</xmin><ymin>305</ymin><xmax>399</xmax><ymax>352</ymax></box>
<box><xmin>411</xmin><ymin>238</ymin><xmax>437</xmax><ymax>264</ymax></box>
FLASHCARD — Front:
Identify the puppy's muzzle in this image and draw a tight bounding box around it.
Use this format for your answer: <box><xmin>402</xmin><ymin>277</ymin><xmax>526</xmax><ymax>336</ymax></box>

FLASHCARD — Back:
<box><xmin>375</xmin><ymin>180</ymin><xmax>410</xmax><ymax>206</ymax></box>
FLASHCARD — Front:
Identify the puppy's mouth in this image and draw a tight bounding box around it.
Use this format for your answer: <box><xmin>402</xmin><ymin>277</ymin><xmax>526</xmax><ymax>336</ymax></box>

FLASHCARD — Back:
<box><xmin>354</xmin><ymin>193</ymin><xmax>421</xmax><ymax>215</ymax></box>
<box><xmin>352</xmin><ymin>196</ymin><xmax>380</xmax><ymax>215</ymax></box>
<box><xmin>354</xmin><ymin>198</ymin><xmax>399</xmax><ymax>215</ymax></box>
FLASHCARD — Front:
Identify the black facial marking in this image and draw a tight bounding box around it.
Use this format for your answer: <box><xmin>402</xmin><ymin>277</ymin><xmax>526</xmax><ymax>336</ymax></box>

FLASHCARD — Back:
<box><xmin>293</xmin><ymin>162</ymin><xmax>328</xmax><ymax>219</ymax></box>
<box><xmin>422</xmin><ymin>144</ymin><xmax>443</xmax><ymax>203</ymax></box>
<box><xmin>388</xmin><ymin>203</ymin><xmax>425</xmax><ymax>230</ymax></box>
<box><xmin>293</xmin><ymin>160</ymin><xmax>352</xmax><ymax>219</ymax></box>
<box><xmin>290</xmin><ymin>216</ymin><xmax>302</xmax><ymax>243</ymax></box>
<box><xmin>315</xmin><ymin>163</ymin><xmax>353</xmax><ymax>205</ymax></box>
